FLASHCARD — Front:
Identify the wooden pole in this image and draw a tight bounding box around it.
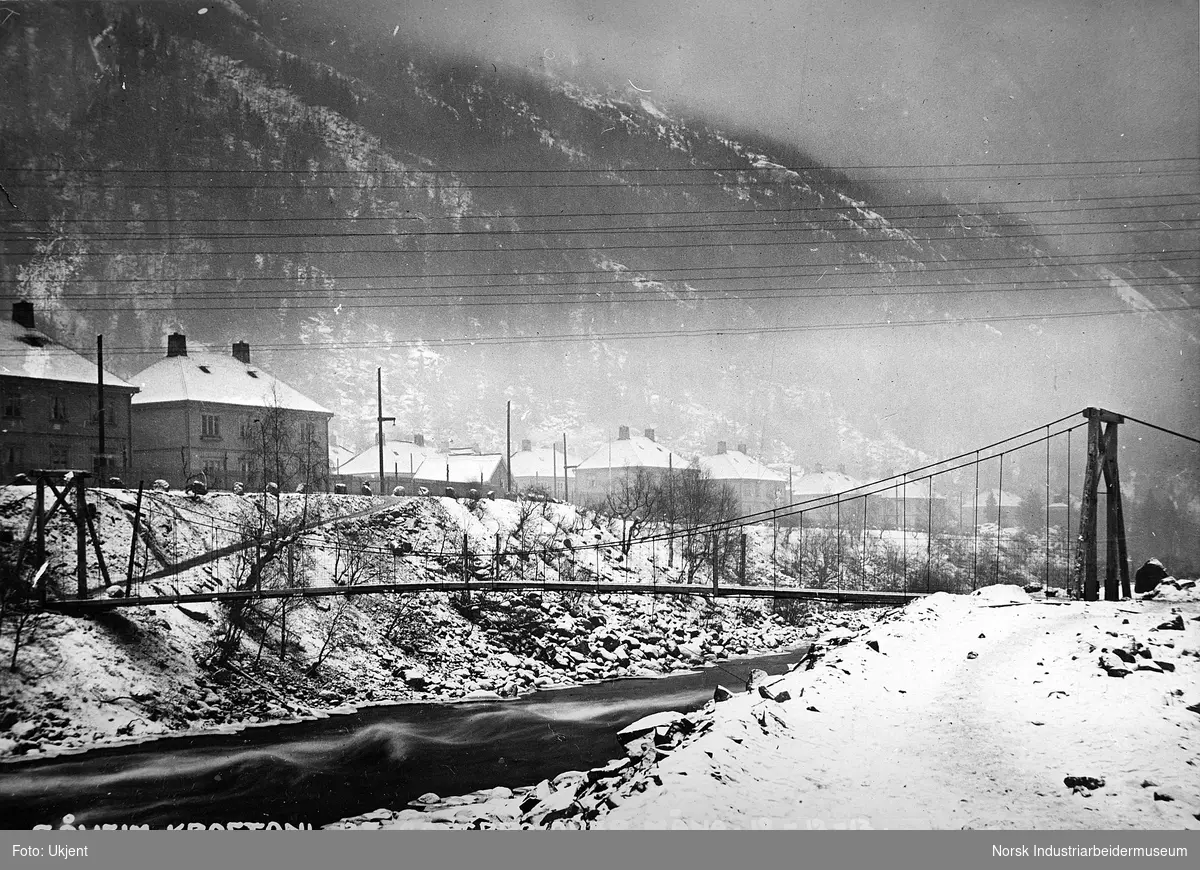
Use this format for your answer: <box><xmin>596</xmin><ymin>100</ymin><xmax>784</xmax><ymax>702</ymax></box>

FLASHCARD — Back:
<box><xmin>96</xmin><ymin>334</ymin><xmax>106</xmax><ymax>480</ymax></box>
<box><xmin>562</xmin><ymin>433</ymin><xmax>569</xmax><ymax>502</ymax></box>
<box><xmin>1101</xmin><ymin>418</ymin><xmax>1130</xmax><ymax>599</ymax></box>
<box><xmin>461</xmin><ymin>533</ymin><xmax>470</xmax><ymax>604</ymax></box>
<box><xmin>1073</xmin><ymin>409</ymin><xmax>1103</xmax><ymax>601</ymax></box>
<box><xmin>739</xmin><ymin>532</ymin><xmax>746</xmax><ymax>585</ymax></box>
<box><xmin>125</xmin><ymin>482</ymin><xmax>145</xmax><ymax>597</ymax></box>
<box><xmin>711</xmin><ymin>534</ymin><xmax>719</xmax><ymax>594</ymax></box>
<box><xmin>35</xmin><ymin>477</ymin><xmax>46</xmax><ymax>605</ymax></box>
<box><xmin>75</xmin><ymin>474</ymin><xmax>88</xmax><ymax>599</ymax></box>
<box><xmin>505</xmin><ymin>401</ymin><xmax>512</xmax><ymax>493</ymax></box>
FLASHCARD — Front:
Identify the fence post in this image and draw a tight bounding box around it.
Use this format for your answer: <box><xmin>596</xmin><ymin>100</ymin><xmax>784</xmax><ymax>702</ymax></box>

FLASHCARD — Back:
<box><xmin>461</xmin><ymin>533</ymin><xmax>470</xmax><ymax>605</ymax></box>
<box><xmin>494</xmin><ymin>532</ymin><xmax>501</xmax><ymax>584</ymax></box>
<box><xmin>739</xmin><ymin>532</ymin><xmax>746</xmax><ymax>586</ymax></box>
<box><xmin>75</xmin><ymin>473</ymin><xmax>88</xmax><ymax>599</ymax></box>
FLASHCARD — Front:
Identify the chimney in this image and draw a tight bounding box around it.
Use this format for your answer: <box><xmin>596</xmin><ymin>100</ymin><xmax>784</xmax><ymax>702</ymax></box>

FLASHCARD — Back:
<box><xmin>232</xmin><ymin>341</ymin><xmax>250</xmax><ymax>364</ymax></box>
<box><xmin>11</xmin><ymin>300</ymin><xmax>34</xmax><ymax>330</ymax></box>
<box><xmin>716</xmin><ymin>441</ymin><xmax>727</xmax><ymax>454</ymax></box>
<box><xmin>413</xmin><ymin>433</ymin><xmax>425</xmax><ymax>447</ymax></box>
<box><xmin>643</xmin><ymin>428</ymin><xmax>655</xmax><ymax>442</ymax></box>
<box><xmin>617</xmin><ymin>425</ymin><xmax>630</xmax><ymax>440</ymax></box>
<box><xmin>166</xmin><ymin>333</ymin><xmax>188</xmax><ymax>358</ymax></box>
<box><xmin>521</xmin><ymin>439</ymin><xmax>532</xmax><ymax>452</ymax></box>
<box><xmin>737</xmin><ymin>443</ymin><xmax>747</xmax><ymax>454</ymax></box>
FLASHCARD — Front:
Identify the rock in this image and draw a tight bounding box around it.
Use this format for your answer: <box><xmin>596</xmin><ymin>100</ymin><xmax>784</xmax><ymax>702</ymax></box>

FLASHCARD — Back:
<box><xmin>617</xmin><ymin>711</ymin><xmax>684</xmax><ymax>739</ymax></box>
<box><xmin>461</xmin><ymin>690</ymin><xmax>503</xmax><ymax>702</ymax></box>
<box><xmin>1064</xmin><ymin>776</ymin><xmax>1105</xmax><ymax>793</ymax></box>
<box><xmin>966</xmin><ymin>651</ymin><xmax>979</xmax><ymax>660</ymax></box>
<box><xmin>1153</xmin><ymin>792</ymin><xmax>1175</xmax><ymax>802</ymax></box>
<box><xmin>757</xmin><ymin>685</ymin><xmax>778</xmax><ymax>701</ymax></box>
<box><xmin>1155</xmin><ymin>615</ymin><xmax>1185</xmax><ymax>631</ymax></box>
<box><xmin>745</xmin><ymin>668</ymin><xmax>769</xmax><ymax>692</ymax></box>
<box><xmin>713</xmin><ymin>685</ymin><xmax>733</xmax><ymax>702</ymax></box>
<box><xmin>1112</xmin><ymin>648</ymin><xmax>1137</xmax><ymax>664</ymax></box>
<box><xmin>772</xmin><ymin>690</ymin><xmax>792</xmax><ymax>703</ymax></box>
<box><xmin>1023</xmin><ymin>583</ymin><xmax>1043</xmax><ymax>594</ymax></box>
<box><xmin>1134</xmin><ymin>559</ymin><xmax>1168</xmax><ymax>594</ymax></box>
<box><xmin>8</xmin><ymin>721</ymin><xmax>39</xmax><ymax>741</ymax></box>
<box><xmin>403</xmin><ymin>668</ymin><xmax>429</xmax><ymax>688</ymax></box>
<box><xmin>1155</xmin><ymin>661</ymin><xmax>1176</xmax><ymax>672</ymax></box>
<box><xmin>866</xmin><ymin>640</ymin><xmax>880</xmax><ymax>653</ymax></box>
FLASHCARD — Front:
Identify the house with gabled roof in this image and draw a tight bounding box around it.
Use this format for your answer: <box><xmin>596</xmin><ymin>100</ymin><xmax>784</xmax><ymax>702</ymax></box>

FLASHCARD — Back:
<box><xmin>130</xmin><ymin>334</ymin><xmax>332</xmax><ymax>491</ymax></box>
<box><xmin>411</xmin><ymin>448</ymin><xmax>509</xmax><ymax>496</ymax></box>
<box><xmin>1</xmin><ymin>301</ymin><xmax>138</xmax><ymax>481</ymax></box>
<box><xmin>700</xmin><ymin>441</ymin><xmax>788</xmax><ymax>516</ymax></box>
<box><xmin>573</xmin><ymin>426</ymin><xmax>693</xmax><ymax>506</ymax></box>
<box><xmin>334</xmin><ymin>434</ymin><xmax>439</xmax><ymax>493</ymax></box>
<box><xmin>509</xmin><ymin>438</ymin><xmax>576</xmax><ymax>498</ymax></box>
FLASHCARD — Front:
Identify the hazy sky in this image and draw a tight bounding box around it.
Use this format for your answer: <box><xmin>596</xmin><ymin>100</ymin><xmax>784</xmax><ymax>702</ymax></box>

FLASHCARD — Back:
<box><xmin>381</xmin><ymin>0</ymin><xmax>1199</xmax><ymax>204</ymax></box>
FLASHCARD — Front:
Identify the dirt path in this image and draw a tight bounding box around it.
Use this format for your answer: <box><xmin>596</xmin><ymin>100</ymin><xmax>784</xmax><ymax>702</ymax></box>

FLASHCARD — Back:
<box><xmin>593</xmin><ymin>590</ymin><xmax>1200</xmax><ymax>830</ymax></box>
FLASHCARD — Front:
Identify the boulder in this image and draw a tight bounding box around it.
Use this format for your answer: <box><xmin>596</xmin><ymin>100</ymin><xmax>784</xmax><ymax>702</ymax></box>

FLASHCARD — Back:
<box><xmin>1135</xmin><ymin>559</ymin><xmax>1169</xmax><ymax>593</ymax></box>
<box><xmin>745</xmin><ymin>668</ymin><xmax>769</xmax><ymax>692</ymax></box>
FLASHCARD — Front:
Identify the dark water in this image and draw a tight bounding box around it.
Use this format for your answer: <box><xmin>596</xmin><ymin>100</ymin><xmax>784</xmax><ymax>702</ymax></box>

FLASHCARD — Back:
<box><xmin>0</xmin><ymin>651</ymin><xmax>802</xmax><ymax>830</ymax></box>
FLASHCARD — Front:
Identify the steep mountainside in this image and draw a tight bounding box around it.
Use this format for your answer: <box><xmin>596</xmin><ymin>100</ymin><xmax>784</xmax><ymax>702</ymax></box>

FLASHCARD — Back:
<box><xmin>1</xmin><ymin>1</ymin><xmax>1195</xmax><ymax>477</ymax></box>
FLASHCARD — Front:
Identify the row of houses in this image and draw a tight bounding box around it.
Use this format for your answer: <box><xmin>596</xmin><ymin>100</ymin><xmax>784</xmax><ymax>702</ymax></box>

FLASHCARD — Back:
<box><xmin>4</xmin><ymin>300</ymin><xmax>1065</xmax><ymax>526</ymax></box>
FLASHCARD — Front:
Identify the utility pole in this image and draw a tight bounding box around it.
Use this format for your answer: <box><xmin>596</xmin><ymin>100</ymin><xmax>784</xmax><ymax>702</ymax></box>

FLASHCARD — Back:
<box><xmin>377</xmin><ymin>367</ymin><xmax>395</xmax><ymax>494</ymax></box>
<box><xmin>562</xmin><ymin>432</ymin><xmax>569</xmax><ymax>502</ymax></box>
<box><xmin>506</xmin><ymin>401</ymin><xmax>512</xmax><ymax>493</ymax></box>
<box><xmin>96</xmin><ymin>335</ymin><xmax>106</xmax><ymax>481</ymax></box>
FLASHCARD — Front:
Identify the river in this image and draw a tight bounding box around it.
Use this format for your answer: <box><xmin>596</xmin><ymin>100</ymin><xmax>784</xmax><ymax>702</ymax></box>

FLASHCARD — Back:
<box><xmin>0</xmin><ymin>649</ymin><xmax>803</xmax><ymax>830</ymax></box>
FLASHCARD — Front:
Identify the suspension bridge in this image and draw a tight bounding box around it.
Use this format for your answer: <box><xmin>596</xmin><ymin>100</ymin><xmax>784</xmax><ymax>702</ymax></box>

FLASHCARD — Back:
<box><xmin>6</xmin><ymin>406</ymin><xmax>1197</xmax><ymax>615</ymax></box>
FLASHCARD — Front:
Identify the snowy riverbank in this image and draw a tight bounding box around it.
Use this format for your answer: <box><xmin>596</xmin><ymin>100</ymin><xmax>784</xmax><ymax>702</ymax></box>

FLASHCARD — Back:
<box><xmin>331</xmin><ymin>583</ymin><xmax>1200</xmax><ymax>830</ymax></box>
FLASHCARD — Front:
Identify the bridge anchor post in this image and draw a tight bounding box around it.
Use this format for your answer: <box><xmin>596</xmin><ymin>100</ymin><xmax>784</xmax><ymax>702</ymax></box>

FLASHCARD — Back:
<box><xmin>1072</xmin><ymin>408</ymin><xmax>1129</xmax><ymax>601</ymax></box>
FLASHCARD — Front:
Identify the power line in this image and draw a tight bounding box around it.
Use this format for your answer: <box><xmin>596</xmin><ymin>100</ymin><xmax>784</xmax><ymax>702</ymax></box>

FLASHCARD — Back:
<box><xmin>6</xmin><ymin>215</ymin><xmax>1196</xmax><ymax>244</ymax></box>
<box><xmin>5</xmin><ymin>156</ymin><xmax>1197</xmax><ymax>173</ymax></box>
<box><xmin>32</xmin><ymin>278</ymin><xmax>1200</xmax><ymax>314</ymax></box>
<box><xmin>3</xmin><ymin>194</ymin><xmax>1196</xmax><ymax>226</ymax></box>
<box><xmin>3</xmin><ymin>249</ymin><xmax>1195</xmax><ymax>287</ymax></box>
<box><xmin>2</xmin><ymin>304</ymin><xmax>1196</xmax><ymax>359</ymax></box>
<box><xmin>3</xmin><ymin>224</ymin><xmax>1195</xmax><ymax>257</ymax></box>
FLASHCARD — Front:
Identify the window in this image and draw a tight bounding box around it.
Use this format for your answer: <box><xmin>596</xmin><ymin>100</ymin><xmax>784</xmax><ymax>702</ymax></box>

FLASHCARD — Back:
<box><xmin>201</xmin><ymin>414</ymin><xmax>221</xmax><ymax>439</ymax></box>
<box><xmin>3</xmin><ymin>444</ymin><xmax>23</xmax><ymax>467</ymax></box>
<box><xmin>202</xmin><ymin>458</ymin><xmax>224</xmax><ymax>487</ymax></box>
<box><xmin>50</xmin><ymin>443</ymin><xmax>69</xmax><ymax>468</ymax></box>
<box><xmin>300</xmin><ymin>421</ymin><xmax>317</xmax><ymax>445</ymax></box>
<box><xmin>51</xmin><ymin>396</ymin><xmax>68</xmax><ymax>422</ymax></box>
<box><xmin>90</xmin><ymin>403</ymin><xmax>118</xmax><ymax>425</ymax></box>
<box><xmin>2</xmin><ymin>391</ymin><xmax>21</xmax><ymax>419</ymax></box>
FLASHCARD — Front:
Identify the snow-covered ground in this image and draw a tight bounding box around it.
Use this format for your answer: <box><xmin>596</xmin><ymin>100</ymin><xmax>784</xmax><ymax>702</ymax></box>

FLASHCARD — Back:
<box><xmin>591</xmin><ymin>583</ymin><xmax>1200</xmax><ymax>830</ymax></box>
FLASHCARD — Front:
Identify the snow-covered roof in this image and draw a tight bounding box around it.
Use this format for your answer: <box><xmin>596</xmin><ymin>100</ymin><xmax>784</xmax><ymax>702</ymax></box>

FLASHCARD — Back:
<box><xmin>337</xmin><ymin>439</ymin><xmax>438</xmax><ymax>476</ymax></box>
<box><xmin>131</xmin><ymin>350</ymin><xmax>331</xmax><ymax>415</ymax></box>
<box><xmin>0</xmin><ymin>318</ymin><xmax>135</xmax><ymax>390</ymax></box>
<box><xmin>700</xmin><ymin>449</ymin><xmax>787</xmax><ymax>482</ymax></box>
<box><xmin>510</xmin><ymin>445</ymin><xmax>576</xmax><ymax>479</ymax></box>
<box><xmin>413</xmin><ymin>452</ymin><xmax>506</xmax><ymax>486</ymax></box>
<box><xmin>576</xmin><ymin>434</ymin><xmax>691</xmax><ymax>471</ymax></box>
<box><xmin>329</xmin><ymin>444</ymin><xmax>356</xmax><ymax>470</ymax></box>
<box><xmin>791</xmin><ymin>470</ymin><xmax>862</xmax><ymax>498</ymax></box>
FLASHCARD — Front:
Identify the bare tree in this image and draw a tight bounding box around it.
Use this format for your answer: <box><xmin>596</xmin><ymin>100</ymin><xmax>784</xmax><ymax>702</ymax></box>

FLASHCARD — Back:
<box><xmin>604</xmin><ymin>469</ymin><xmax>662</xmax><ymax>557</ymax></box>
<box><xmin>244</xmin><ymin>387</ymin><xmax>328</xmax><ymax>492</ymax></box>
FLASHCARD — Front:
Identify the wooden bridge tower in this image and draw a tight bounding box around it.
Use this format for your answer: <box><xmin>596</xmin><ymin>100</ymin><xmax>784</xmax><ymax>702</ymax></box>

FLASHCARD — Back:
<box><xmin>1072</xmin><ymin>408</ymin><xmax>1130</xmax><ymax>601</ymax></box>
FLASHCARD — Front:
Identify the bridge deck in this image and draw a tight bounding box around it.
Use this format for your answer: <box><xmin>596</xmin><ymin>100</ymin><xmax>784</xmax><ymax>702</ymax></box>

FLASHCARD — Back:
<box><xmin>44</xmin><ymin>581</ymin><xmax>926</xmax><ymax>613</ymax></box>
